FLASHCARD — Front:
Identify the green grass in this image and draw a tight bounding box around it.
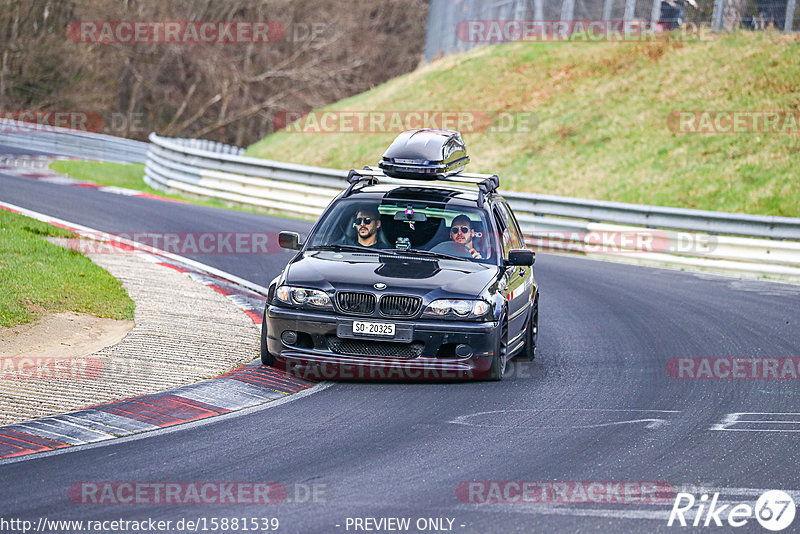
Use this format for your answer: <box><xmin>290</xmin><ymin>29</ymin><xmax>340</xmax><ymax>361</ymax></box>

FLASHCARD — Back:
<box><xmin>246</xmin><ymin>31</ymin><xmax>800</xmax><ymax>217</ymax></box>
<box><xmin>0</xmin><ymin>210</ymin><xmax>135</xmax><ymax>327</ymax></box>
<box><xmin>50</xmin><ymin>160</ymin><xmax>199</xmax><ymax>204</ymax></box>
<box><xmin>49</xmin><ymin>160</ymin><xmax>309</xmax><ymax>220</ymax></box>
<box><xmin>49</xmin><ymin>161</ymin><xmax>150</xmax><ymax>191</ymax></box>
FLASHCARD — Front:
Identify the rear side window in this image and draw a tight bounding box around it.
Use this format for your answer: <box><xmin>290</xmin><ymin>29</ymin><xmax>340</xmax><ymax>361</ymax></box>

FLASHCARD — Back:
<box><xmin>497</xmin><ymin>201</ymin><xmax>524</xmax><ymax>249</ymax></box>
<box><xmin>493</xmin><ymin>205</ymin><xmax>513</xmax><ymax>257</ymax></box>
<box><xmin>493</xmin><ymin>202</ymin><xmax>522</xmax><ymax>256</ymax></box>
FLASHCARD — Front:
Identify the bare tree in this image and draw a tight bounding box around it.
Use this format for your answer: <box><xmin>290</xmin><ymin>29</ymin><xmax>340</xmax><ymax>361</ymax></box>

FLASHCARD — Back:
<box><xmin>0</xmin><ymin>0</ymin><xmax>428</xmax><ymax>144</ymax></box>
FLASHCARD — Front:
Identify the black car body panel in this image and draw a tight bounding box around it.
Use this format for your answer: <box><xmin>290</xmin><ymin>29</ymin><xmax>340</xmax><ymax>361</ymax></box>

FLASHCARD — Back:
<box><xmin>285</xmin><ymin>252</ymin><xmax>499</xmax><ymax>298</ymax></box>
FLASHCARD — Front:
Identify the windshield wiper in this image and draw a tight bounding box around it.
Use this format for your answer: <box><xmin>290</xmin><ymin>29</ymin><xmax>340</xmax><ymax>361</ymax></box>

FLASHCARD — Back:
<box><xmin>307</xmin><ymin>245</ymin><xmax>464</xmax><ymax>261</ymax></box>
<box><xmin>306</xmin><ymin>244</ymin><xmax>399</xmax><ymax>255</ymax></box>
<box><xmin>396</xmin><ymin>248</ymin><xmax>466</xmax><ymax>261</ymax></box>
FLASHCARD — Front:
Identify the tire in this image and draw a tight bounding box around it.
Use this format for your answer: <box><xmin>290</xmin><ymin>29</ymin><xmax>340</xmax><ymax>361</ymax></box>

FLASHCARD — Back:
<box><xmin>260</xmin><ymin>305</ymin><xmax>275</xmax><ymax>366</ymax></box>
<box><xmin>487</xmin><ymin>314</ymin><xmax>508</xmax><ymax>381</ymax></box>
<box><xmin>518</xmin><ymin>294</ymin><xmax>538</xmax><ymax>361</ymax></box>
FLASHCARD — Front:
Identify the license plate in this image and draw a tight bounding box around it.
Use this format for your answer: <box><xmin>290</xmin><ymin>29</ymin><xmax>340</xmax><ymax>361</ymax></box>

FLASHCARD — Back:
<box><xmin>353</xmin><ymin>320</ymin><xmax>395</xmax><ymax>337</ymax></box>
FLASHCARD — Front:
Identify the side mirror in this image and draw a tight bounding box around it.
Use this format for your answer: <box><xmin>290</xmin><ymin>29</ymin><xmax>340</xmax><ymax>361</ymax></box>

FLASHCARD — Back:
<box><xmin>278</xmin><ymin>231</ymin><xmax>302</xmax><ymax>250</ymax></box>
<box><xmin>505</xmin><ymin>249</ymin><xmax>534</xmax><ymax>266</ymax></box>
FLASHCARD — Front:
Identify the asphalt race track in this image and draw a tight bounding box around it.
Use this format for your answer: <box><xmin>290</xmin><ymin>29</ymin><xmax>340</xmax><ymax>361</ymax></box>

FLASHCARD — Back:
<box><xmin>2</xmin><ymin>145</ymin><xmax>799</xmax><ymax>533</ymax></box>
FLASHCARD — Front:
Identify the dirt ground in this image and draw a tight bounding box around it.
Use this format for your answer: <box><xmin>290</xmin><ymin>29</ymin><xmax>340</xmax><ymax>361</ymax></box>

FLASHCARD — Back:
<box><xmin>0</xmin><ymin>312</ymin><xmax>134</xmax><ymax>360</ymax></box>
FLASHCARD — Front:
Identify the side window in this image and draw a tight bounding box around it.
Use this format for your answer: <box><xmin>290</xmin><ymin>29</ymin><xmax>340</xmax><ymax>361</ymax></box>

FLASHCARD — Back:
<box><xmin>492</xmin><ymin>205</ymin><xmax>512</xmax><ymax>257</ymax></box>
<box><xmin>498</xmin><ymin>201</ymin><xmax>525</xmax><ymax>249</ymax></box>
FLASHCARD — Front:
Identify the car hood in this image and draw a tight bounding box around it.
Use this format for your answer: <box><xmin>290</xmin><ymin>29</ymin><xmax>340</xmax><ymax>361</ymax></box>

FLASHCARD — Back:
<box><xmin>284</xmin><ymin>251</ymin><xmax>498</xmax><ymax>298</ymax></box>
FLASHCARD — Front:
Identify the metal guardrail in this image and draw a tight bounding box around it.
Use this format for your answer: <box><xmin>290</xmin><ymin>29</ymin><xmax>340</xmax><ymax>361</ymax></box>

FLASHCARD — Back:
<box><xmin>0</xmin><ymin>118</ymin><xmax>148</xmax><ymax>164</ymax></box>
<box><xmin>144</xmin><ymin>133</ymin><xmax>347</xmax><ymax>217</ymax></box>
<box><xmin>3</xmin><ymin>122</ymin><xmax>797</xmax><ymax>280</ymax></box>
<box><xmin>505</xmin><ymin>191</ymin><xmax>800</xmax><ymax>240</ymax></box>
<box><xmin>144</xmin><ymin>133</ymin><xmax>800</xmax><ymax>281</ymax></box>
<box><xmin>146</xmin><ymin>133</ymin><xmax>800</xmax><ymax>237</ymax></box>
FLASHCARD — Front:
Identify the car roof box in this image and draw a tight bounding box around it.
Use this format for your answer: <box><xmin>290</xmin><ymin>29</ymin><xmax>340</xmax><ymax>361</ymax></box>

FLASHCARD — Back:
<box><xmin>378</xmin><ymin>129</ymin><xmax>470</xmax><ymax>179</ymax></box>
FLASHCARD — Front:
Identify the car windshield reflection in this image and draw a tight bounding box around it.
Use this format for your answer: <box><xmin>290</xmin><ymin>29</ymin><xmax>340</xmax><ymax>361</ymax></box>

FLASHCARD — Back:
<box><xmin>306</xmin><ymin>199</ymin><xmax>495</xmax><ymax>264</ymax></box>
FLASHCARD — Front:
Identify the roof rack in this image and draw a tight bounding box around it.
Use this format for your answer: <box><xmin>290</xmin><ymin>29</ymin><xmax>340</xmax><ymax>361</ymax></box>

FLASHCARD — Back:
<box><xmin>343</xmin><ymin>166</ymin><xmax>499</xmax><ymax>207</ymax></box>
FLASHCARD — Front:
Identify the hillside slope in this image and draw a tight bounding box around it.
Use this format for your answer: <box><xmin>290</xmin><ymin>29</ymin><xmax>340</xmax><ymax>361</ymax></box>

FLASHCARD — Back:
<box><xmin>246</xmin><ymin>32</ymin><xmax>800</xmax><ymax>217</ymax></box>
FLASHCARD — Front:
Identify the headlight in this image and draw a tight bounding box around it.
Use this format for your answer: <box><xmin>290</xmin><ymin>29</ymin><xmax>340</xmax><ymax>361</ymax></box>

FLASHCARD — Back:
<box><xmin>422</xmin><ymin>299</ymin><xmax>491</xmax><ymax>320</ymax></box>
<box><xmin>275</xmin><ymin>285</ymin><xmax>332</xmax><ymax>309</ymax></box>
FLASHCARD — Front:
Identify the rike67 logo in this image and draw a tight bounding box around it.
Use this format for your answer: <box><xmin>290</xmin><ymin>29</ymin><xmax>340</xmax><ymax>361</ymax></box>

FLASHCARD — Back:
<box><xmin>668</xmin><ymin>490</ymin><xmax>796</xmax><ymax>531</ymax></box>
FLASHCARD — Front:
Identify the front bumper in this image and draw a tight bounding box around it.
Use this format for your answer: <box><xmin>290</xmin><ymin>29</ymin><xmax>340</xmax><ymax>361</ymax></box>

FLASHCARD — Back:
<box><xmin>266</xmin><ymin>305</ymin><xmax>499</xmax><ymax>380</ymax></box>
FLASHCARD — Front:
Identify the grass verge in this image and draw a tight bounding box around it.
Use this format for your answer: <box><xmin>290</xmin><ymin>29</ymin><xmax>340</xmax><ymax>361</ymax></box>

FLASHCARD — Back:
<box><xmin>246</xmin><ymin>31</ymin><xmax>800</xmax><ymax>217</ymax></box>
<box><xmin>48</xmin><ymin>160</ymin><xmax>307</xmax><ymax>220</ymax></box>
<box><xmin>49</xmin><ymin>161</ymin><xmax>150</xmax><ymax>191</ymax></box>
<box><xmin>0</xmin><ymin>209</ymin><xmax>135</xmax><ymax>327</ymax></box>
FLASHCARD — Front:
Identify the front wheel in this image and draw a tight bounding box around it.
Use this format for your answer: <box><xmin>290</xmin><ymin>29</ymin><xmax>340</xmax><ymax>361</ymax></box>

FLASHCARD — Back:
<box><xmin>487</xmin><ymin>316</ymin><xmax>508</xmax><ymax>381</ymax></box>
<box><xmin>260</xmin><ymin>305</ymin><xmax>275</xmax><ymax>366</ymax></box>
<box><xmin>518</xmin><ymin>295</ymin><xmax>538</xmax><ymax>361</ymax></box>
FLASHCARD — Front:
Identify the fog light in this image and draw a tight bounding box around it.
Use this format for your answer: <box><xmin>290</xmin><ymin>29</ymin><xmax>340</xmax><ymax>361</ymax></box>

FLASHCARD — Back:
<box><xmin>455</xmin><ymin>344</ymin><xmax>472</xmax><ymax>358</ymax></box>
<box><xmin>281</xmin><ymin>331</ymin><xmax>298</xmax><ymax>345</ymax></box>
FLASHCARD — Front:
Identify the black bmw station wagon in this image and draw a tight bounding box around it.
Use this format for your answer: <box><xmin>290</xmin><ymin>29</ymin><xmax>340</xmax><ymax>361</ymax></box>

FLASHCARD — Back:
<box><xmin>261</xmin><ymin>129</ymin><xmax>538</xmax><ymax>380</ymax></box>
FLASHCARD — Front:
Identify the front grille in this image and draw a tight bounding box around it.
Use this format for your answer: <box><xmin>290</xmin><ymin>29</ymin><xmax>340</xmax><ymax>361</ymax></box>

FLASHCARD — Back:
<box><xmin>327</xmin><ymin>337</ymin><xmax>424</xmax><ymax>359</ymax></box>
<box><xmin>336</xmin><ymin>292</ymin><xmax>376</xmax><ymax>314</ymax></box>
<box><xmin>379</xmin><ymin>295</ymin><xmax>422</xmax><ymax>317</ymax></box>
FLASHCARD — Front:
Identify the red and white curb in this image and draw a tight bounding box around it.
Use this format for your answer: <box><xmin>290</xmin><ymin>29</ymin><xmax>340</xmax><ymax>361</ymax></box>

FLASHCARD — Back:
<box><xmin>0</xmin><ymin>365</ymin><xmax>312</xmax><ymax>459</ymax></box>
<box><xmin>0</xmin><ymin>200</ymin><xmax>318</xmax><ymax>461</ymax></box>
<box><xmin>0</xmin><ymin>154</ymin><xmax>183</xmax><ymax>203</ymax></box>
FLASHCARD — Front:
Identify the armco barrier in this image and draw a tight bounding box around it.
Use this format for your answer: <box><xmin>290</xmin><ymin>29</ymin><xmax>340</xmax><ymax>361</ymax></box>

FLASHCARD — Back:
<box><xmin>144</xmin><ymin>133</ymin><xmax>800</xmax><ymax>281</ymax></box>
<box><xmin>0</xmin><ymin>118</ymin><xmax>148</xmax><ymax>164</ymax></box>
<box><xmin>144</xmin><ymin>134</ymin><xmax>345</xmax><ymax>217</ymax></box>
<box><xmin>1</xmin><ymin>124</ymin><xmax>793</xmax><ymax>281</ymax></box>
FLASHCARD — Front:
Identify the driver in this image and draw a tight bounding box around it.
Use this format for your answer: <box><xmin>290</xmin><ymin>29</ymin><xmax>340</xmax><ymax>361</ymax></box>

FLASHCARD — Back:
<box><xmin>352</xmin><ymin>207</ymin><xmax>386</xmax><ymax>248</ymax></box>
<box><xmin>448</xmin><ymin>214</ymin><xmax>482</xmax><ymax>259</ymax></box>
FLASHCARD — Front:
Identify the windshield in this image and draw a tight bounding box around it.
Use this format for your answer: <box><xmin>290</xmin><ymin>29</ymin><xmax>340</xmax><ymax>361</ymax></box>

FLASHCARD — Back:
<box><xmin>306</xmin><ymin>198</ymin><xmax>496</xmax><ymax>264</ymax></box>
